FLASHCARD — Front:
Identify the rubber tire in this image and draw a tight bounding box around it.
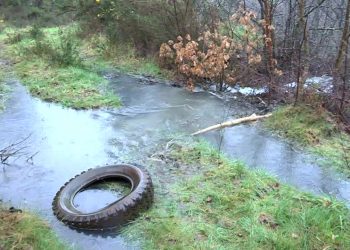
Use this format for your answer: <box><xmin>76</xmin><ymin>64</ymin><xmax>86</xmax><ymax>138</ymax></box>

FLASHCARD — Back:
<box><xmin>52</xmin><ymin>164</ymin><xmax>153</xmax><ymax>231</ymax></box>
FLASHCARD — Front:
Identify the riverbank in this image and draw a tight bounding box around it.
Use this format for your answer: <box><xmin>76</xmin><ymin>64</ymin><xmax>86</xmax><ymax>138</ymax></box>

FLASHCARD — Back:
<box><xmin>0</xmin><ymin>205</ymin><xmax>68</xmax><ymax>250</ymax></box>
<box><xmin>1</xmin><ymin>73</ymin><xmax>350</xmax><ymax>249</ymax></box>
<box><xmin>0</xmin><ymin>21</ymin><xmax>174</xmax><ymax>108</ymax></box>
<box><xmin>124</xmin><ymin>139</ymin><xmax>350</xmax><ymax>249</ymax></box>
<box><xmin>0</xmin><ymin>25</ymin><xmax>124</xmax><ymax>109</ymax></box>
<box><xmin>1</xmin><ymin>22</ymin><xmax>350</xmax><ymax>250</ymax></box>
<box><xmin>0</xmin><ymin>69</ymin><xmax>5</xmax><ymax>110</ymax></box>
<box><xmin>265</xmin><ymin>105</ymin><xmax>350</xmax><ymax>175</ymax></box>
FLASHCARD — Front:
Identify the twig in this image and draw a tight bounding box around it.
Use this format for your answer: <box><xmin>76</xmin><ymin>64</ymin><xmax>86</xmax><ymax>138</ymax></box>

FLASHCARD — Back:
<box><xmin>0</xmin><ymin>134</ymin><xmax>32</xmax><ymax>164</ymax></box>
<box><xmin>26</xmin><ymin>151</ymin><xmax>39</xmax><ymax>164</ymax></box>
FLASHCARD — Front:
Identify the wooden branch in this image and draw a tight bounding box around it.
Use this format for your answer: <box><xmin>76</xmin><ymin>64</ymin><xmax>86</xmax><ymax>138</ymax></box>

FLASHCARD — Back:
<box><xmin>0</xmin><ymin>134</ymin><xmax>32</xmax><ymax>164</ymax></box>
<box><xmin>309</xmin><ymin>28</ymin><xmax>342</xmax><ymax>31</ymax></box>
<box><xmin>191</xmin><ymin>113</ymin><xmax>272</xmax><ymax>136</ymax></box>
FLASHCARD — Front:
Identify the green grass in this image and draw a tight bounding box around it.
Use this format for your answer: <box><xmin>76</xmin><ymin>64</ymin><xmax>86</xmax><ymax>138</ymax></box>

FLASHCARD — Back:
<box><xmin>124</xmin><ymin>139</ymin><xmax>350</xmax><ymax>249</ymax></box>
<box><xmin>265</xmin><ymin>105</ymin><xmax>350</xmax><ymax>175</ymax></box>
<box><xmin>0</xmin><ymin>25</ymin><xmax>121</xmax><ymax>109</ymax></box>
<box><xmin>82</xmin><ymin>35</ymin><xmax>172</xmax><ymax>79</ymax></box>
<box><xmin>0</xmin><ymin>24</ymin><xmax>173</xmax><ymax>109</ymax></box>
<box><xmin>0</xmin><ymin>41</ymin><xmax>10</xmax><ymax>111</ymax></box>
<box><xmin>14</xmin><ymin>59</ymin><xmax>120</xmax><ymax>109</ymax></box>
<box><xmin>0</xmin><ymin>82</ymin><xmax>9</xmax><ymax>111</ymax></box>
<box><xmin>0</xmin><ymin>70</ymin><xmax>5</xmax><ymax>110</ymax></box>
<box><xmin>0</xmin><ymin>206</ymin><xmax>69</xmax><ymax>250</ymax></box>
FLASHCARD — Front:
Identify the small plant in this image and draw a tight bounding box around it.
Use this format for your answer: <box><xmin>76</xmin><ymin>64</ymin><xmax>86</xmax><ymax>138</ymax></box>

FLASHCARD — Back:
<box><xmin>6</xmin><ymin>31</ymin><xmax>24</xmax><ymax>44</ymax></box>
<box><xmin>29</xmin><ymin>24</ymin><xmax>44</xmax><ymax>40</ymax></box>
<box><xmin>30</xmin><ymin>28</ymin><xmax>81</xmax><ymax>66</ymax></box>
<box><xmin>52</xmin><ymin>29</ymin><xmax>81</xmax><ymax>66</ymax></box>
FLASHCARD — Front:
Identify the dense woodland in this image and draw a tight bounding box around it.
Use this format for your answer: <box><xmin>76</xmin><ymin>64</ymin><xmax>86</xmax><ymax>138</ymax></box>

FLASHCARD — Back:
<box><xmin>1</xmin><ymin>0</ymin><xmax>349</xmax><ymax>127</ymax></box>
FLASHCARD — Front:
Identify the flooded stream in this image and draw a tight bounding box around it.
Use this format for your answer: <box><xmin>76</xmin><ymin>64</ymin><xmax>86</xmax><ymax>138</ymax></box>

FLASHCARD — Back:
<box><xmin>1</xmin><ymin>74</ymin><xmax>350</xmax><ymax>249</ymax></box>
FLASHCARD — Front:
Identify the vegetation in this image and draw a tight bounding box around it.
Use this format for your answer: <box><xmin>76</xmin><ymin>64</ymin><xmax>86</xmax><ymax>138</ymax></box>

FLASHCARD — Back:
<box><xmin>0</xmin><ymin>26</ymin><xmax>122</xmax><ymax>109</ymax></box>
<box><xmin>0</xmin><ymin>70</ymin><xmax>6</xmax><ymax>111</ymax></box>
<box><xmin>63</xmin><ymin>0</ymin><xmax>350</xmax><ymax>122</ymax></box>
<box><xmin>0</xmin><ymin>206</ymin><xmax>68</xmax><ymax>250</ymax></box>
<box><xmin>266</xmin><ymin>105</ymin><xmax>350</xmax><ymax>174</ymax></box>
<box><xmin>1</xmin><ymin>0</ymin><xmax>349</xmax><ymax>121</ymax></box>
<box><xmin>0</xmin><ymin>1</ymin><xmax>350</xmax><ymax>248</ymax></box>
<box><xmin>0</xmin><ymin>42</ymin><xmax>9</xmax><ymax>111</ymax></box>
<box><xmin>16</xmin><ymin>60</ymin><xmax>120</xmax><ymax>109</ymax></box>
<box><xmin>0</xmin><ymin>19</ymin><xmax>171</xmax><ymax>108</ymax></box>
<box><xmin>85</xmin><ymin>37</ymin><xmax>167</xmax><ymax>77</ymax></box>
<box><xmin>124</xmin><ymin>139</ymin><xmax>350</xmax><ymax>249</ymax></box>
<box><xmin>159</xmin><ymin>8</ymin><xmax>273</xmax><ymax>91</ymax></box>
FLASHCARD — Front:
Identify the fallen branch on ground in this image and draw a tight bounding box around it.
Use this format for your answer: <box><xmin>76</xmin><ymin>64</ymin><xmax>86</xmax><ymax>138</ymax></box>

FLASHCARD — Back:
<box><xmin>191</xmin><ymin>113</ymin><xmax>272</xmax><ymax>136</ymax></box>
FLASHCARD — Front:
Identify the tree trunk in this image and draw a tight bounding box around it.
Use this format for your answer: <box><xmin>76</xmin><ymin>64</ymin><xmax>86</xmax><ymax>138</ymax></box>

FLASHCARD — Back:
<box><xmin>259</xmin><ymin>0</ymin><xmax>276</xmax><ymax>102</ymax></box>
<box><xmin>340</xmin><ymin>40</ymin><xmax>349</xmax><ymax>112</ymax></box>
<box><xmin>335</xmin><ymin>0</ymin><xmax>350</xmax><ymax>72</ymax></box>
<box><xmin>295</xmin><ymin>0</ymin><xmax>309</xmax><ymax>104</ymax></box>
<box><xmin>334</xmin><ymin>0</ymin><xmax>350</xmax><ymax>115</ymax></box>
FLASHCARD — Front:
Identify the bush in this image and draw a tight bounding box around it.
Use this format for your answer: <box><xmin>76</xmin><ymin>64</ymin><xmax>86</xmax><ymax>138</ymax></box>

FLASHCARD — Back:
<box><xmin>29</xmin><ymin>24</ymin><xmax>43</xmax><ymax>40</ymax></box>
<box><xmin>6</xmin><ymin>30</ymin><xmax>24</xmax><ymax>44</ymax></box>
<box><xmin>51</xmin><ymin>29</ymin><xmax>80</xmax><ymax>66</ymax></box>
<box><xmin>30</xmin><ymin>28</ymin><xmax>81</xmax><ymax>66</ymax></box>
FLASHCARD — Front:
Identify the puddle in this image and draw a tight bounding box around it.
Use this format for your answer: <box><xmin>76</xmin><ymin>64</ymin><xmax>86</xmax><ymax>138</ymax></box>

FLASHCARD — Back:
<box><xmin>74</xmin><ymin>179</ymin><xmax>131</xmax><ymax>214</ymax></box>
<box><xmin>1</xmin><ymin>75</ymin><xmax>350</xmax><ymax>249</ymax></box>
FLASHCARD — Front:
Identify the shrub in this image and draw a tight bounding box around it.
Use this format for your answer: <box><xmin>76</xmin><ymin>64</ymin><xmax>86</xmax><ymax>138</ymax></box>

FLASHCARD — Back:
<box><xmin>30</xmin><ymin>28</ymin><xmax>81</xmax><ymax>66</ymax></box>
<box><xmin>6</xmin><ymin>30</ymin><xmax>24</xmax><ymax>44</ymax></box>
<box><xmin>29</xmin><ymin>24</ymin><xmax>43</xmax><ymax>40</ymax></box>
<box><xmin>160</xmin><ymin>9</ymin><xmax>263</xmax><ymax>91</ymax></box>
<box><xmin>51</xmin><ymin>29</ymin><xmax>80</xmax><ymax>66</ymax></box>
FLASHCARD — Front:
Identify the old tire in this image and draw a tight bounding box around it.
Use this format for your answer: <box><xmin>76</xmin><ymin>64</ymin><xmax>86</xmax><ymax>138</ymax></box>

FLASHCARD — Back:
<box><xmin>52</xmin><ymin>164</ymin><xmax>153</xmax><ymax>231</ymax></box>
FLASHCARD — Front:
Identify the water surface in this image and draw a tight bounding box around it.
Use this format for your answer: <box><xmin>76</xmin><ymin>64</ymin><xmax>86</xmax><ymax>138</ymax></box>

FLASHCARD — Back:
<box><xmin>1</xmin><ymin>75</ymin><xmax>349</xmax><ymax>249</ymax></box>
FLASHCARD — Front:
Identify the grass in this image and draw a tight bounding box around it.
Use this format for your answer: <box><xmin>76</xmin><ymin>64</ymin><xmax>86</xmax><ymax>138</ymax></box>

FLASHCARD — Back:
<box><xmin>265</xmin><ymin>105</ymin><xmax>350</xmax><ymax>175</ymax></box>
<box><xmin>0</xmin><ymin>70</ymin><xmax>6</xmax><ymax>110</ymax></box>
<box><xmin>0</xmin><ymin>83</ymin><xmax>10</xmax><ymax>112</ymax></box>
<box><xmin>124</xmin><ymin>139</ymin><xmax>350</xmax><ymax>249</ymax></box>
<box><xmin>14</xmin><ymin>59</ymin><xmax>120</xmax><ymax>109</ymax></box>
<box><xmin>81</xmin><ymin>34</ymin><xmax>172</xmax><ymax>79</ymax></box>
<box><xmin>0</xmin><ymin>206</ymin><xmax>68</xmax><ymax>250</ymax></box>
<box><xmin>0</xmin><ymin>25</ymin><xmax>121</xmax><ymax>109</ymax></box>
<box><xmin>0</xmin><ymin>24</ymin><xmax>173</xmax><ymax>109</ymax></box>
<box><xmin>0</xmin><ymin>42</ymin><xmax>10</xmax><ymax>111</ymax></box>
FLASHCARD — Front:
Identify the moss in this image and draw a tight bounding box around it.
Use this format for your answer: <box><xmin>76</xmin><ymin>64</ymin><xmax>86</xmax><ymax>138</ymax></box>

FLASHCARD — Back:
<box><xmin>124</xmin><ymin>139</ymin><xmax>350</xmax><ymax>249</ymax></box>
<box><xmin>265</xmin><ymin>105</ymin><xmax>350</xmax><ymax>175</ymax></box>
<box><xmin>0</xmin><ymin>206</ymin><xmax>69</xmax><ymax>250</ymax></box>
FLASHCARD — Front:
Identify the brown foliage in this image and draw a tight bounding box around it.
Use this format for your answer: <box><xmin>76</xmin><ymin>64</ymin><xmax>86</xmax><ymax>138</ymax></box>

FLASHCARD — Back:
<box><xmin>160</xmin><ymin>9</ymin><xmax>262</xmax><ymax>91</ymax></box>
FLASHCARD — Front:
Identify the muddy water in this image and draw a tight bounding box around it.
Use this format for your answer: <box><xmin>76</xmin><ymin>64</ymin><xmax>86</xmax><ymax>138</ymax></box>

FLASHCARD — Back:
<box><xmin>1</xmin><ymin>75</ymin><xmax>350</xmax><ymax>250</ymax></box>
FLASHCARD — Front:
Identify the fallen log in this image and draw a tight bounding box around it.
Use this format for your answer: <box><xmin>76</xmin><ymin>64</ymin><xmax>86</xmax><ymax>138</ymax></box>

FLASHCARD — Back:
<box><xmin>191</xmin><ymin>113</ymin><xmax>272</xmax><ymax>136</ymax></box>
